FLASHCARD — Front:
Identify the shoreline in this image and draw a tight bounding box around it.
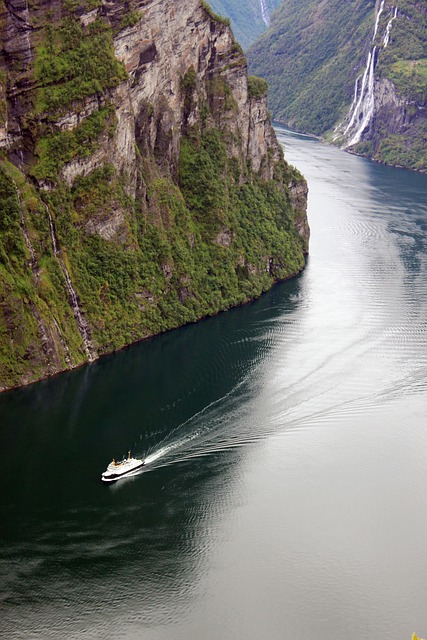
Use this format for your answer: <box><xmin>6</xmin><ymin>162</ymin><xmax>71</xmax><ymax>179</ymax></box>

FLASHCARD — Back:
<box><xmin>273</xmin><ymin>120</ymin><xmax>427</xmax><ymax>175</ymax></box>
<box><xmin>0</xmin><ymin>263</ymin><xmax>307</xmax><ymax>395</ymax></box>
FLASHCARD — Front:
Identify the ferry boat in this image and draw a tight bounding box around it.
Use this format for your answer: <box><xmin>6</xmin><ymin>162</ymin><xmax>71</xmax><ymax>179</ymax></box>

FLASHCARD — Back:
<box><xmin>101</xmin><ymin>451</ymin><xmax>145</xmax><ymax>482</ymax></box>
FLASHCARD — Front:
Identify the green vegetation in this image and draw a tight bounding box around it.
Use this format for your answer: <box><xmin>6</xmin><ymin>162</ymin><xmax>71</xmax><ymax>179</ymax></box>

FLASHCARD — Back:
<box><xmin>63</xmin><ymin>0</ymin><xmax>102</xmax><ymax>11</ymax></box>
<box><xmin>386</xmin><ymin>59</ymin><xmax>427</xmax><ymax>103</ymax></box>
<box><xmin>206</xmin><ymin>74</ymin><xmax>238</xmax><ymax>111</ymax></box>
<box><xmin>118</xmin><ymin>10</ymin><xmax>141</xmax><ymax>31</ymax></box>
<box><xmin>181</xmin><ymin>67</ymin><xmax>197</xmax><ymax>92</ymax></box>
<box><xmin>247</xmin><ymin>0</ymin><xmax>427</xmax><ymax>172</ymax></box>
<box><xmin>0</xmin><ymin>164</ymin><xmax>44</xmax><ymax>387</ymax></box>
<box><xmin>373</xmin><ymin>119</ymin><xmax>427</xmax><ymax>172</ymax></box>
<box><xmin>201</xmin><ymin>1</ymin><xmax>231</xmax><ymax>27</ymax></box>
<box><xmin>377</xmin><ymin>0</ymin><xmax>427</xmax><ymax>103</ymax></box>
<box><xmin>34</xmin><ymin>17</ymin><xmax>127</xmax><ymax>114</ymax></box>
<box><xmin>0</xmin><ymin>161</ymin><xmax>86</xmax><ymax>388</ymax></box>
<box><xmin>181</xmin><ymin>66</ymin><xmax>198</xmax><ymax>115</ymax></box>
<box><xmin>247</xmin><ymin>0</ymin><xmax>375</xmax><ymax>134</ymax></box>
<box><xmin>0</xmin><ymin>165</ymin><xmax>24</xmax><ymax>269</ymax></box>
<box><xmin>31</xmin><ymin>125</ymin><xmax>305</xmax><ymax>357</ymax></box>
<box><xmin>30</xmin><ymin>106</ymin><xmax>116</xmax><ymax>181</ymax></box>
<box><xmin>0</xmin><ymin>85</ymin><xmax>306</xmax><ymax>389</ymax></box>
<box><xmin>248</xmin><ymin>75</ymin><xmax>268</xmax><ymax>99</ymax></box>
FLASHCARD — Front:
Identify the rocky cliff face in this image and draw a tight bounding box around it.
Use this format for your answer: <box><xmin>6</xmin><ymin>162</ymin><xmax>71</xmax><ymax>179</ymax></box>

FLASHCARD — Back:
<box><xmin>0</xmin><ymin>0</ymin><xmax>309</xmax><ymax>391</ymax></box>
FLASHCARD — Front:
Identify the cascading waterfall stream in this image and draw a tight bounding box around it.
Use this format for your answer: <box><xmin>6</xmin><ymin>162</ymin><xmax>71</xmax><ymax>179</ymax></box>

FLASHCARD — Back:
<box><xmin>333</xmin><ymin>73</ymin><xmax>361</xmax><ymax>138</ymax></box>
<box><xmin>53</xmin><ymin>317</ymin><xmax>72</xmax><ymax>368</ymax></box>
<box><xmin>348</xmin><ymin>46</ymin><xmax>377</xmax><ymax>147</ymax></box>
<box><xmin>24</xmin><ymin>1</ymin><xmax>32</xmax><ymax>58</ymax></box>
<box><xmin>338</xmin><ymin>2</ymin><xmax>397</xmax><ymax>149</ymax></box>
<box><xmin>47</xmin><ymin>208</ymin><xmax>59</xmax><ymax>256</ymax></box>
<box><xmin>373</xmin><ymin>0</ymin><xmax>385</xmax><ymax>40</ymax></box>
<box><xmin>343</xmin><ymin>50</ymin><xmax>373</xmax><ymax>137</ymax></box>
<box><xmin>15</xmin><ymin>186</ymin><xmax>61</xmax><ymax>371</ymax></box>
<box><xmin>349</xmin><ymin>75</ymin><xmax>362</xmax><ymax>118</ymax></box>
<box><xmin>16</xmin><ymin>187</ymin><xmax>38</xmax><ymax>279</ymax></box>
<box><xmin>384</xmin><ymin>7</ymin><xmax>398</xmax><ymax>48</ymax></box>
<box><xmin>45</xmin><ymin>204</ymin><xmax>96</xmax><ymax>362</ymax></box>
<box><xmin>259</xmin><ymin>0</ymin><xmax>269</xmax><ymax>26</ymax></box>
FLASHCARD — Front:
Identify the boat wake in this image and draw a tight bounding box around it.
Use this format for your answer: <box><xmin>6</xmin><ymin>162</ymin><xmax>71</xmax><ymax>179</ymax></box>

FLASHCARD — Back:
<box><xmin>112</xmin><ymin>376</ymin><xmax>255</xmax><ymax>482</ymax></box>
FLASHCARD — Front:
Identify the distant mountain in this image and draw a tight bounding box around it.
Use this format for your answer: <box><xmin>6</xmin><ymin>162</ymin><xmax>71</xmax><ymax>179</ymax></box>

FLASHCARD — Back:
<box><xmin>248</xmin><ymin>0</ymin><xmax>427</xmax><ymax>172</ymax></box>
<box><xmin>208</xmin><ymin>0</ymin><xmax>282</xmax><ymax>49</ymax></box>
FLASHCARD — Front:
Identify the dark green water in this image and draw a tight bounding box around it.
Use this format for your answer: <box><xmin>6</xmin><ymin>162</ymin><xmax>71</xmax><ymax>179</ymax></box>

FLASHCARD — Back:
<box><xmin>1</xmin><ymin>128</ymin><xmax>427</xmax><ymax>639</ymax></box>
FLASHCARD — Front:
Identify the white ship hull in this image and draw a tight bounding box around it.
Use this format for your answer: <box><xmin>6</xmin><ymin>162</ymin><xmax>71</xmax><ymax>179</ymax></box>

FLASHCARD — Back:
<box><xmin>101</xmin><ymin>457</ymin><xmax>145</xmax><ymax>482</ymax></box>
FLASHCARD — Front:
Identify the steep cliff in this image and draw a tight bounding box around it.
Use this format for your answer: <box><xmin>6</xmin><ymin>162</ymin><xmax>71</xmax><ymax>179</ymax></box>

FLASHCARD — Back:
<box><xmin>248</xmin><ymin>0</ymin><xmax>427</xmax><ymax>172</ymax></box>
<box><xmin>0</xmin><ymin>0</ymin><xmax>309</xmax><ymax>391</ymax></box>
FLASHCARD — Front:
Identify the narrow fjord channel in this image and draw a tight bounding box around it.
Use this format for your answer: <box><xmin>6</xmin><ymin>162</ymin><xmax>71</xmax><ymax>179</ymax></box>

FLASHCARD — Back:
<box><xmin>1</xmin><ymin>128</ymin><xmax>427</xmax><ymax>639</ymax></box>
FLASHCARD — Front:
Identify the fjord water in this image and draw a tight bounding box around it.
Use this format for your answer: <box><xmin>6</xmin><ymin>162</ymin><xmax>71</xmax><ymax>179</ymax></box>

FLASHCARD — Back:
<box><xmin>1</xmin><ymin>128</ymin><xmax>427</xmax><ymax>640</ymax></box>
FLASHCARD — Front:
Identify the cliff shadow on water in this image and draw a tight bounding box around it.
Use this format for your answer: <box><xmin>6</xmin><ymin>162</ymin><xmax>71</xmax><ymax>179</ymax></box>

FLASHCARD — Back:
<box><xmin>0</xmin><ymin>272</ymin><xmax>306</xmax><ymax>499</ymax></box>
<box><xmin>0</xmin><ymin>276</ymin><xmax>310</xmax><ymax>636</ymax></box>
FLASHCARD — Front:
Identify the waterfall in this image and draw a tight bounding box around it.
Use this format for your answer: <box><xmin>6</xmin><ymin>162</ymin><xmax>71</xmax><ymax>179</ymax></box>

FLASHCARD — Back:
<box><xmin>384</xmin><ymin>7</ymin><xmax>398</xmax><ymax>48</ymax></box>
<box><xmin>338</xmin><ymin>3</ymin><xmax>398</xmax><ymax>149</ymax></box>
<box><xmin>47</xmin><ymin>208</ymin><xmax>59</xmax><ymax>256</ymax></box>
<box><xmin>45</xmin><ymin>205</ymin><xmax>96</xmax><ymax>362</ymax></box>
<box><xmin>348</xmin><ymin>46</ymin><xmax>377</xmax><ymax>146</ymax></box>
<box><xmin>16</xmin><ymin>188</ymin><xmax>38</xmax><ymax>279</ymax></box>
<box><xmin>333</xmin><ymin>74</ymin><xmax>361</xmax><ymax>139</ymax></box>
<box><xmin>53</xmin><ymin>318</ymin><xmax>72</xmax><ymax>367</ymax></box>
<box><xmin>61</xmin><ymin>266</ymin><xmax>95</xmax><ymax>362</ymax></box>
<box><xmin>259</xmin><ymin>0</ymin><xmax>269</xmax><ymax>26</ymax></box>
<box><xmin>350</xmin><ymin>75</ymin><xmax>362</xmax><ymax>114</ymax></box>
<box><xmin>373</xmin><ymin>0</ymin><xmax>385</xmax><ymax>40</ymax></box>
<box><xmin>16</xmin><ymin>186</ymin><xmax>65</xmax><ymax>371</ymax></box>
<box><xmin>345</xmin><ymin>0</ymin><xmax>384</xmax><ymax>142</ymax></box>
<box><xmin>21</xmin><ymin>0</ymin><xmax>33</xmax><ymax>65</ymax></box>
<box><xmin>343</xmin><ymin>50</ymin><xmax>372</xmax><ymax>136</ymax></box>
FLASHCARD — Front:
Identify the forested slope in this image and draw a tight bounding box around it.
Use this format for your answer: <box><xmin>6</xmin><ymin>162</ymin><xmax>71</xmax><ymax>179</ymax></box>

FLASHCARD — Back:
<box><xmin>248</xmin><ymin>0</ymin><xmax>376</xmax><ymax>134</ymax></box>
<box><xmin>248</xmin><ymin>0</ymin><xmax>427</xmax><ymax>172</ymax></box>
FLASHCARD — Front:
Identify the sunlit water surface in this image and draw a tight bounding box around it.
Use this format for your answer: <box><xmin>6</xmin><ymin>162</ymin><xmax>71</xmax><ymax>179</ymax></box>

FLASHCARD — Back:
<box><xmin>1</xmin><ymin>128</ymin><xmax>427</xmax><ymax>639</ymax></box>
